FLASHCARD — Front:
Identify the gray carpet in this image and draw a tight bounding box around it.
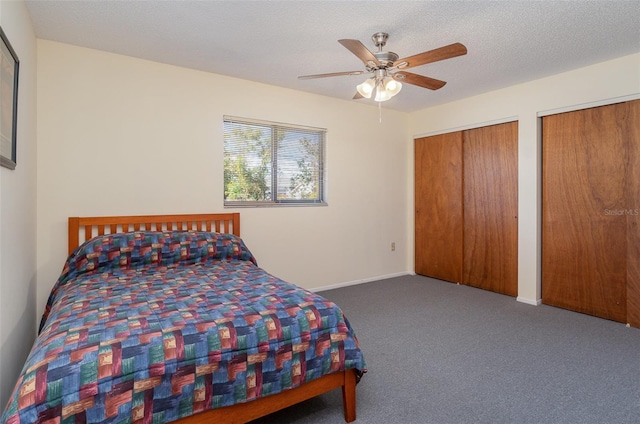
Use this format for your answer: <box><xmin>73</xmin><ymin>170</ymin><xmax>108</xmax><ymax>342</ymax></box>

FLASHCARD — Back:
<box><xmin>250</xmin><ymin>275</ymin><xmax>640</xmax><ymax>424</ymax></box>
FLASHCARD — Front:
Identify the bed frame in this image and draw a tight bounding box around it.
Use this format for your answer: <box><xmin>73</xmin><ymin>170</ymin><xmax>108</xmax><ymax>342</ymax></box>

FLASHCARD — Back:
<box><xmin>67</xmin><ymin>213</ymin><xmax>358</xmax><ymax>423</ymax></box>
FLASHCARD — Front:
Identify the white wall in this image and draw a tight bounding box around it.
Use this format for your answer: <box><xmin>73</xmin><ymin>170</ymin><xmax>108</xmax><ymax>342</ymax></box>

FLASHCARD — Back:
<box><xmin>36</xmin><ymin>40</ymin><xmax>411</xmax><ymax>319</ymax></box>
<box><xmin>409</xmin><ymin>53</ymin><xmax>640</xmax><ymax>305</ymax></box>
<box><xmin>0</xmin><ymin>0</ymin><xmax>38</xmax><ymax>408</ymax></box>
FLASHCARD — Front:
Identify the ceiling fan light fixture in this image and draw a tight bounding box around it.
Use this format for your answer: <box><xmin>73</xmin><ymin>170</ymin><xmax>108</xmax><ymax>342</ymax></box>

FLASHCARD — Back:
<box><xmin>356</xmin><ymin>78</ymin><xmax>376</xmax><ymax>98</ymax></box>
<box><xmin>374</xmin><ymin>84</ymin><xmax>391</xmax><ymax>102</ymax></box>
<box><xmin>372</xmin><ymin>76</ymin><xmax>401</xmax><ymax>102</ymax></box>
<box><xmin>384</xmin><ymin>77</ymin><xmax>402</xmax><ymax>96</ymax></box>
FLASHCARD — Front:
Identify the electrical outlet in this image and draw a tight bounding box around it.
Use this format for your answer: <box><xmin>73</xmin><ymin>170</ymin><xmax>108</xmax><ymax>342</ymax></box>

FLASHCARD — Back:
<box><xmin>391</xmin><ymin>242</ymin><xmax>396</xmax><ymax>251</ymax></box>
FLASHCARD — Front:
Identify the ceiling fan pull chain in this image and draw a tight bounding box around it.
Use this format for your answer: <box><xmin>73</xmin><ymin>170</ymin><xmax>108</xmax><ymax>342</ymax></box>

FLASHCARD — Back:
<box><xmin>379</xmin><ymin>101</ymin><xmax>382</xmax><ymax>123</ymax></box>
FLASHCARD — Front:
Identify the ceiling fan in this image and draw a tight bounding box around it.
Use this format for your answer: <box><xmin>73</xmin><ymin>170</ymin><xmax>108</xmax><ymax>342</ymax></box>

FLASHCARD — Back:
<box><xmin>298</xmin><ymin>32</ymin><xmax>467</xmax><ymax>102</ymax></box>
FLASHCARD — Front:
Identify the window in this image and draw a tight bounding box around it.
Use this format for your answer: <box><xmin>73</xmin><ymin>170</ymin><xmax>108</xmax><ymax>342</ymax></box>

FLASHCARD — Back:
<box><xmin>223</xmin><ymin>116</ymin><xmax>326</xmax><ymax>206</ymax></box>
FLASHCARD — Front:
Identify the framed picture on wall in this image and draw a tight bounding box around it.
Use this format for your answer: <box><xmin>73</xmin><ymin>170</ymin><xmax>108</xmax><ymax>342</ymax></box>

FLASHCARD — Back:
<box><xmin>0</xmin><ymin>26</ymin><xmax>19</xmax><ymax>170</ymax></box>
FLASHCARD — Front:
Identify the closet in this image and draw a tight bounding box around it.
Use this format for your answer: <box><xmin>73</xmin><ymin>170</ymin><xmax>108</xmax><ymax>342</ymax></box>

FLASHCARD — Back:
<box><xmin>415</xmin><ymin>121</ymin><xmax>518</xmax><ymax>296</ymax></box>
<box><xmin>542</xmin><ymin>99</ymin><xmax>640</xmax><ymax>327</ymax></box>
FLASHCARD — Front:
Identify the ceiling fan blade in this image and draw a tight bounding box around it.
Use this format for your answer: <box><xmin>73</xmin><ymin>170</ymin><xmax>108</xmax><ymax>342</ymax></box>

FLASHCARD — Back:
<box><xmin>394</xmin><ymin>43</ymin><xmax>467</xmax><ymax>70</ymax></box>
<box><xmin>353</xmin><ymin>91</ymin><xmax>364</xmax><ymax>100</ymax></box>
<box><xmin>393</xmin><ymin>72</ymin><xmax>447</xmax><ymax>90</ymax></box>
<box><xmin>298</xmin><ymin>70</ymin><xmax>364</xmax><ymax>79</ymax></box>
<box><xmin>338</xmin><ymin>39</ymin><xmax>381</xmax><ymax>67</ymax></box>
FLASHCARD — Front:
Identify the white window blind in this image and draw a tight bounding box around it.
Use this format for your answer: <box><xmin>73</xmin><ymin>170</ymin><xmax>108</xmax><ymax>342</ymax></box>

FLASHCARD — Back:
<box><xmin>223</xmin><ymin>116</ymin><xmax>326</xmax><ymax>206</ymax></box>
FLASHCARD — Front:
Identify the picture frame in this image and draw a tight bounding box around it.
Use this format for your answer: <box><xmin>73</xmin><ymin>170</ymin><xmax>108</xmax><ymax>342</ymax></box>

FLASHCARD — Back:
<box><xmin>0</xmin><ymin>26</ymin><xmax>19</xmax><ymax>170</ymax></box>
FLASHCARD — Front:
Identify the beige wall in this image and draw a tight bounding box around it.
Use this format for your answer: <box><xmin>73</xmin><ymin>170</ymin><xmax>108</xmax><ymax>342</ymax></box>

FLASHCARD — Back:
<box><xmin>0</xmin><ymin>0</ymin><xmax>38</xmax><ymax>408</ymax></box>
<box><xmin>35</xmin><ymin>40</ymin><xmax>411</xmax><ymax>319</ymax></box>
<box><xmin>409</xmin><ymin>53</ymin><xmax>640</xmax><ymax>305</ymax></box>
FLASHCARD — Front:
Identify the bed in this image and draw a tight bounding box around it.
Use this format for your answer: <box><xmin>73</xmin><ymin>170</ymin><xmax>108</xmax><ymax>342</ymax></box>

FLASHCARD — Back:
<box><xmin>1</xmin><ymin>213</ymin><xmax>366</xmax><ymax>424</ymax></box>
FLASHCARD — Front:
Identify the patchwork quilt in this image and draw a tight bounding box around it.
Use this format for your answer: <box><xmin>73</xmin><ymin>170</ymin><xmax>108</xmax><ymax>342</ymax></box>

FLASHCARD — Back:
<box><xmin>1</xmin><ymin>231</ymin><xmax>366</xmax><ymax>424</ymax></box>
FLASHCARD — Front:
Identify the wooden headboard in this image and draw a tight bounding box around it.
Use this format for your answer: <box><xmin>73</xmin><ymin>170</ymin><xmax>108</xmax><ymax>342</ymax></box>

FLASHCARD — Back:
<box><xmin>68</xmin><ymin>213</ymin><xmax>240</xmax><ymax>254</ymax></box>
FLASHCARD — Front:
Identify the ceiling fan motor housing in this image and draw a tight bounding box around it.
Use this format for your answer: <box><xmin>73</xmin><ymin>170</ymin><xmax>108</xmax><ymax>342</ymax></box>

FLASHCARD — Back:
<box><xmin>373</xmin><ymin>51</ymin><xmax>399</xmax><ymax>68</ymax></box>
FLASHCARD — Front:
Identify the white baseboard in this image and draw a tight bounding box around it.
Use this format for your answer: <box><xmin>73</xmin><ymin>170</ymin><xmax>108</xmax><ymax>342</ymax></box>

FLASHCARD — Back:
<box><xmin>309</xmin><ymin>271</ymin><xmax>412</xmax><ymax>293</ymax></box>
<box><xmin>517</xmin><ymin>296</ymin><xmax>542</xmax><ymax>306</ymax></box>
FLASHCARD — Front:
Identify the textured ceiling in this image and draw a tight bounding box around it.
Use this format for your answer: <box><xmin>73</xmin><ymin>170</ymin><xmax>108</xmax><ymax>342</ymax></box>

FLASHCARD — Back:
<box><xmin>25</xmin><ymin>0</ymin><xmax>640</xmax><ymax>112</ymax></box>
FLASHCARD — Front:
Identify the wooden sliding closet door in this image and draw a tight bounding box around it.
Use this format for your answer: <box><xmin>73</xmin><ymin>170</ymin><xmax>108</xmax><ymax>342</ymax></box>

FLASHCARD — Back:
<box><xmin>542</xmin><ymin>100</ymin><xmax>640</xmax><ymax>324</ymax></box>
<box><xmin>463</xmin><ymin>122</ymin><xmax>519</xmax><ymax>296</ymax></box>
<box><xmin>415</xmin><ymin>132</ymin><xmax>463</xmax><ymax>282</ymax></box>
<box><xmin>627</xmin><ymin>101</ymin><xmax>640</xmax><ymax>327</ymax></box>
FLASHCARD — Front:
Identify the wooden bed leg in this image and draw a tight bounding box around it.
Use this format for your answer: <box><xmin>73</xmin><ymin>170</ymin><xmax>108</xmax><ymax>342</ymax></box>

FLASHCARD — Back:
<box><xmin>342</xmin><ymin>369</ymin><xmax>357</xmax><ymax>422</ymax></box>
